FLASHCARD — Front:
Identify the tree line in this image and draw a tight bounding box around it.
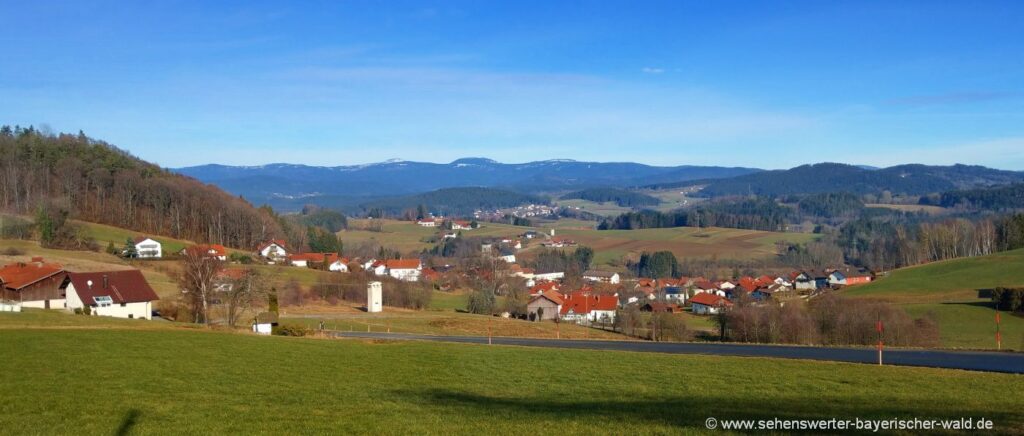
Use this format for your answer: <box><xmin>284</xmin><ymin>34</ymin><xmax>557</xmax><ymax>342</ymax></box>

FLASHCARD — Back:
<box><xmin>0</xmin><ymin>126</ymin><xmax>285</xmax><ymax>250</ymax></box>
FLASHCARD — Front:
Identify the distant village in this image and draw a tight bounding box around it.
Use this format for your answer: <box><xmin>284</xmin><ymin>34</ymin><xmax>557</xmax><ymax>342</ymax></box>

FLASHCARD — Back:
<box><xmin>1</xmin><ymin>215</ymin><xmax>874</xmax><ymax>335</ymax></box>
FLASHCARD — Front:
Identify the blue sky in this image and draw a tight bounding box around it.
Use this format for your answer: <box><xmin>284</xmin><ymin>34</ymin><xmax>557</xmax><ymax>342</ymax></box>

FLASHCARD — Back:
<box><xmin>2</xmin><ymin>1</ymin><xmax>1023</xmax><ymax>169</ymax></box>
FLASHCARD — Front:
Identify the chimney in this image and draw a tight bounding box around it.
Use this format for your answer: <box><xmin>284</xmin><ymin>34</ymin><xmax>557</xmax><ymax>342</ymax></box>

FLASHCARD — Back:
<box><xmin>102</xmin><ymin>274</ymin><xmax>109</xmax><ymax>289</ymax></box>
<box><xmin>31</xmin><ymin>256</ymin><xmax>44</xmax><ymax>266</ymax></box>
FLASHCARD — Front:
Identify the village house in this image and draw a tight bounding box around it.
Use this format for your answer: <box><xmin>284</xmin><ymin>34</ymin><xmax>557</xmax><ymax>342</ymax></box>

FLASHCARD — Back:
<box><xmin>828</xmin><ymin>269</ymin><xmax>874</xmax><ymax>287</ymax></box>
<box><xmin>130</xmin><ymin>236</ymin><xmax>162</xmax><ymax>259</ymax></box>
<box><xmin>560</xmin><ymin>292</ymin><xmax>618</xmax><ymax>324</ymax></box>
<box><xmin>386</xmin><ymin>259</ymin><xmax>422</xmax><ymax>282</ymax></box>
<box><xmin>451</xmin><ymin>220</ymin><xmax>473</xmax><ymax>230</ymax></box>
<box><xmin>794</xmin><ymin>270</ymin><xmax>829</xmax><ymax>292</ymax></box>
<box><xmin>690</xmin><ymin>292</ymin><xmax>732</xmax><ymax>315</ymax></box>
<box><xmin>0</xmin><ymin>258</ymin><xmax>68</xmax><ymax>309</ymax></box>
<box><xmin>366</xmin><ymin>260</ymin><xmax>388</xmax><ymax>276</ymax></box>
<box><xmin>182</xmin><ymin>244</ymin><xmax>228</xmax><ymax>261</ymax></box>
<box><xmin>497</xmin><ymin>247</ymin><xmax>517</xmax><ymax>264</ymax></box>
<box><xmin>582</xmin><ymin>270</ymin><xmax>620</xmax><ymax>284</ymax></box>
<box><xmin>63</xmin><ymin>270</ymin><xmax>159</xmax><ymax>320</ymax></box>
<box><xmin>533</xmin><ymin>271</ymin><xmax>565</xmax><ymax>282</ymax></box>
<box><xmin>257</xmin><ymin>239</ymin><xmax>289</xmax><ymax>261</ymax></box>
<box><xmin>289</xmin><ymin>253</ymin><xmax>349</xmax><ymax>272</ymax></box>
<box><xmin>527</xmin><ymin>292</ymin><xmax>562</xmax><ymax>321</ymax></box>
<box><xmin>416</xmin><ymin>218</ymin><xmax>437</xmax><ymax>227</ymax></box>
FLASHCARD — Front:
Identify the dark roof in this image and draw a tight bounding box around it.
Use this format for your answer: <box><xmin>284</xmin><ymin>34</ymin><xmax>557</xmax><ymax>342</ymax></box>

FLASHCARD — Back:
<box><xmin>65</xmin><ymin>270</ymin><xmax>159</xmax><ymax>305</ymax></box>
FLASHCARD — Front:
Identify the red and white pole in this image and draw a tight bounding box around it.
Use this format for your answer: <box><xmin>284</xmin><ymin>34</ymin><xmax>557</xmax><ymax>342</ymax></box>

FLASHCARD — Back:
<box><xmin>996</xmin><ymin>312</ymin><xmax>1002</xmax><ymax>351</ymax></box>
<box><xmin>876</xmin><ymin>320</ymin><xmax>884</xmax><ymax>366</ymax></box>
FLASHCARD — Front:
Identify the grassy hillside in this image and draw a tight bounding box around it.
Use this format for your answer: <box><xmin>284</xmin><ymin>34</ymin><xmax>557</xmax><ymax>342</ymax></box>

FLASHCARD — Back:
<box><xmin>2</xmin><ymin>311</ymin><xmax>1023</xmax><ymax>434</ymax></box>
<box><xmin>76</xmin><ymin>220</ymin><xmax>196</xmax><ymax>254</ymax></box>
<box><xmin>845</xmin><ymin>249</ymin><xmax>1024</xmax><ymax>350</ymax></box>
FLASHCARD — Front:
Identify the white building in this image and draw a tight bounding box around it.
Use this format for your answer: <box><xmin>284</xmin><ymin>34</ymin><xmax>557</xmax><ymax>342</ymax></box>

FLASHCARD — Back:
<box><xmin>131</xmin><ymin>237</ymin><xmax>162</xmax><ymax>259</ymax></box>
<box><xmin>63</xmin><ymin>270</ymin><xmax>159</xmax><ymax>320</ymax></box>
<box><xmin>367</xmin><ymin>281</ymin><xmax>383</xmax><ymax>312</ymax></box>
<box><xmin>689</xmin><ymin>293</ymin><xmax>732</xmax><ymax>315</ymax></box>
<box><xmin>416</xmin><ymin>219</ymin><xmax>437</xmax><ymax>227</ymax></box>
<box><xmin>252</xmin><ymin>311</ymin><xmax>278</xmax><ymax>335</ymax></box>
<box><xmin>582</xmin><ymin>270</ymin><xmax>620</xmax><ymax>284</ymax></box>
<box><xmin>386</xmin><ymin>259</ymin><xmax>422</xmax><ymax>282</ymax></box>
<box><xmin>258</xmin><ymin>239</ymin><xmax>289</xmax><ymax>260</ymax></box>
<box><xmin>534</xmin><ymin>271</ymin><xmax>565</xmax><ymax>281</ymax></box>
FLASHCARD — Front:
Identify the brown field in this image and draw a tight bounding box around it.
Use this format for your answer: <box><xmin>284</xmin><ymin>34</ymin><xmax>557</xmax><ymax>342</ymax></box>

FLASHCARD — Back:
<box><xmin>866</xmin><ymin>204</ymin><xmax>951</xmax><ymax>215</ymax></box>
<box><xmin>551</xmin><ymin>226</ymin><xmax>818</xmax><ymax>268</ymax></box>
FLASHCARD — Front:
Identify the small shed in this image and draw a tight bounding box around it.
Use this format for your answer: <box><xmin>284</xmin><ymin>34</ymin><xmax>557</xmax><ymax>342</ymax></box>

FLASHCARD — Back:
<box><xmin>253</xmin><ymin>311</ymin><xmax>279</xmax><ymax>335</ymax></box>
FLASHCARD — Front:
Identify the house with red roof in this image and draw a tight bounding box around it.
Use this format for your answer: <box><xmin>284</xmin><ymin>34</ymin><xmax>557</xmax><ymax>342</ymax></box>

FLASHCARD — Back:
<box><xmin>559</xmin><ymin>291</ymin><xmax>618</xmax><ymax>324</ymax></box>
<box><xmin>182</xmin><ymin>244</ymin><xmax>228</xmax><ymax>261</ymax></box>
<box><xmin>289</xmin><ymin>252</ymin><xmax>349</xmax><ymax>272</ymax></box>
<box><xmin>527</xmin><ymin>292</ymin><xmax>563</xmax><ymax>321</ymax></box>
<box><xmin>416</xmin><ymin>218</ymin><xmax>438</xmax><ymax>227</ymax></box>
<box><xmin>63</xmin><ymin>270</ymin><xmax>159</xmax><ymax>320</ymax></box>
<box><xmin>386</xmin><ymin>259</ymin><xmax>422</xmax><ymax>282</ymax></box>
<box><xmin>0</xmin><ymin>258</ymin><xmax>67</xmax><ymax>309</ymax></box>
<box><xmin>689</xmin><ymin>292</ymin><xmax>732</xmax><ymax>315</ymax></box>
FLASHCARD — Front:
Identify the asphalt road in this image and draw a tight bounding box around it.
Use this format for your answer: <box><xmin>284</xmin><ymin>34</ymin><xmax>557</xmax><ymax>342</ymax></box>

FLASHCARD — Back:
<box><xmin>332</xmin><ymin>331</ymin><xmax>1024</xmax><ymax>374</ymax></box>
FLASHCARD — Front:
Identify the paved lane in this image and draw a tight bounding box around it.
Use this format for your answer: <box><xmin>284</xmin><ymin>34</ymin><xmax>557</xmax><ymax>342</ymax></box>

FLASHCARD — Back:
<box><xmin>332</xmin><ymin>331</ymin><xmax>1024</xmax><ymax>374</ymax></box>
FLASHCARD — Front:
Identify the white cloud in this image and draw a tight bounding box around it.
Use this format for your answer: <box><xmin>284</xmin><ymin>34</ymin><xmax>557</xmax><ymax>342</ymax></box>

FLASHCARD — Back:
<box><xmin>641</xmin><ymin>67</ymin><xmax>665</xmax><ymax>74</ymax></box>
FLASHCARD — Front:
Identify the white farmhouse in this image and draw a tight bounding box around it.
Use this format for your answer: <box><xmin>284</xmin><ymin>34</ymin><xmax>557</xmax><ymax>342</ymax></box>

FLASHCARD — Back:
<box><xmin>386</xmin><ymin>259</ymin><xmax>422</xmax><ymax>282</ymax></box>
<box><xmin>131</xmin><ymin>237</ymin><xmax>162</xmax><ymax>259</ymax></box>
<box><xmin>582</xmin><ymin>270</ymin><xmax>620</xmax><ymax>284</ymax></box>
<box><xmin>257</xmin><ymin>239</ymin><xmax>289</xmax><ymax>260</ymax></box>
<box><xmin>63</xmin><ymin>270</ymin><xmax>159</xmax><ymax>320</ymax></box>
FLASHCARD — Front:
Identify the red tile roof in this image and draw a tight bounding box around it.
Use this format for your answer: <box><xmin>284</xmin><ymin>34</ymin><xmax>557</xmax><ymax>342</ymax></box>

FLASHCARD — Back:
<box><xmin>690</xmin><ymin>292</ymin><xmax>732</xmax><ymax>307</ymax></box>
<box><xmin>132</xmin><ymin>236</ymin><xmax>155</xmax><ymax>244</ymax></box>
<box><xmin>290</xmin><ymin>252</ymin><xmax>341</xmax><ymax>263</ymax></box>
<box><xmin>65</xmin><ymin>270</ymin><xmax>159</xmax><ymax>305</ymax></box>
<box><xmin>529</xmin><ymin>292</ymin><xmax>563</xmax><ymax>306</ymax></box>
<box><xmin>385</xmin><ymin>259</ymin><xmax>421</xmax><ymax>270</ymax></box>
<box><xmin>559</xmin><ymin>293</ymin><xmax>617</xmax><ymax>315</ymax></box>
<box><xmin>257</xmin><ymin>239</ymin><xmax>288</xmax><ymax>252</ymax></box>
<box><xmin>0</xmin><ymin>261</ymin><xmax>65</xmax><ymax>290</ymax></box>
<box><xmin>190</xmin><ymin>244</ymin><xmax>227</xmax><ymax>257</ymax></box>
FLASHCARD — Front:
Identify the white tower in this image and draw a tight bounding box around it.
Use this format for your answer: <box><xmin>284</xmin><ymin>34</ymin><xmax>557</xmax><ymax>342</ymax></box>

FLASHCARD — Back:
<box><xmin>367</xmin><ymin>281</ymin><xmax>383</xmax><ymax>313</ymax></box>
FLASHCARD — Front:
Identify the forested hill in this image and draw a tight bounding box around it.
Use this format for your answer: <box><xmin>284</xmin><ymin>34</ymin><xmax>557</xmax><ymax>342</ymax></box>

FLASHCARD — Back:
<box><xmin>360</xmin><ymin>187</ymin><xmax>547</xmax><ymax>217</ymax></box>
<box><xmin>924</xmin><ymin>183</ymin><xmax>1024</xmax><ymax>211</ymax></box>
<box><xmin>0</xmin><ymin>126</ymin><xmax>282</xmax><ymax>249</ymax></box>
<box><xmin>698</xmin><ymin>163</ymin><xmax>1024</xmax><ymax>197</ymax></box>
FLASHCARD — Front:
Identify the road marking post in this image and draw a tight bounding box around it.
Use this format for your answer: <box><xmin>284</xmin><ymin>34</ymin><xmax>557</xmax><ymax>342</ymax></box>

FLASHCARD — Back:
<box><xmin>876</xmin><ymin>320</ymin><xmax>884</xmax><ymax>366</ymax></box>
<box><xmin>996</xmin><ymin>311</ymin><xmax>1002</xmax><ymax>351</ymax></box>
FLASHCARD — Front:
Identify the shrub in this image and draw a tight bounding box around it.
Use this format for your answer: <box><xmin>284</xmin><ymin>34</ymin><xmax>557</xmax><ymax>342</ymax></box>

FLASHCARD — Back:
<box><xmin>1</xmin><ymin>246</ymin><xmax>25</xmax><ymax>256</ymax></box>
<box><xmin>275</xmin><ymin>325</ymin><xmax>311</xmax><ymax>337</ymax></box>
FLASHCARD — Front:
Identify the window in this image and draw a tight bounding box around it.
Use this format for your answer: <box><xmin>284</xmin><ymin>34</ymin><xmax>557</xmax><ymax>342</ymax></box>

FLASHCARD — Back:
<box><xmin>93</xmin><ymin>296</ymin><xmax>113</xmax><ymax>307</ymax></box>
<box><xmin>120</xmin><ymin>303</ymin><xmax>126</xmax><ymax>307</ymax></box>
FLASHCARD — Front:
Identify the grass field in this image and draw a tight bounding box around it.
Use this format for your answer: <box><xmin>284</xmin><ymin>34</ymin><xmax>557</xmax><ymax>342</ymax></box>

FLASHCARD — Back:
<box><xmin>553</xmin><ymin>199</ymin><xmax>634</xmax><ymax>217</ymax></box>
<box><xmin>845</xmin><ymin>249</ymin><xmax>1024</xmax><ymax>350</ymax></box>
<box><xmin>2</xmin><ymin>311</ymin><xmax>1023</xmax><ymax>434</ymax></box>
<box><xmin>75</xmin><ymin>220</ymin><xmax>196</xmax><ymax>254</ymax></box>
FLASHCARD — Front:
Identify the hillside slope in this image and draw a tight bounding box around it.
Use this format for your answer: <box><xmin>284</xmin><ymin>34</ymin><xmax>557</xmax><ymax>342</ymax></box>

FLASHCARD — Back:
<box><xmin>844</xmin><ymin>249</ymin><xmax>1024</xmax><ymax>349</ymax></box>
<box><xmin>0</xmin><ymin>126</ymin><xmax>282</xmax><ymax>249</ymax></box>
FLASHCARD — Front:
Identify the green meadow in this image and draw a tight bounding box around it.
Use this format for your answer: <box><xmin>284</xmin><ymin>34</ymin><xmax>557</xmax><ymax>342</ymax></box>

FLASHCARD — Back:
<box><xmin>2</xmin><ymin>311</ymin><xmax>1023</xmax><ymax>435</ymax></box>
<box><xmin>845</xmin><ymin>249</ymin><xmax>1024</xmax><ymax>350</ymax></box>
